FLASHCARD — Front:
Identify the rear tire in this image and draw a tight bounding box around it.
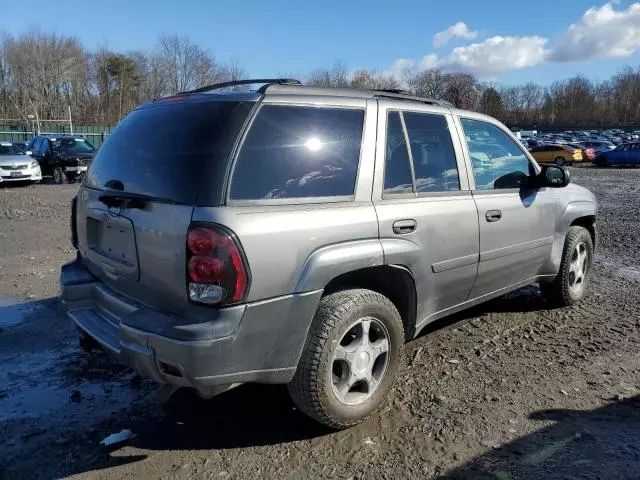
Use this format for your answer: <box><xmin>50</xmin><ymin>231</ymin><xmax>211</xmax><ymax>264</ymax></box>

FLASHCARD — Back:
<box><xmin>288</xmin><ymin>289</ymin><xmax>404</xmax><ymax>429</ymax></box>
<box><xmin>53</xmin><ymin>167</ymin><xmax>67</xmax><ymax>184</ymax></box>
<box><xmin>555</xmin><ymin>157</ymin><xmax>566</xmax><ymax>166</ymax></box>
<box><xmin>540</xmin><ymin>226</ymin><xmax>593</xmax><ymax>307</ymax></box>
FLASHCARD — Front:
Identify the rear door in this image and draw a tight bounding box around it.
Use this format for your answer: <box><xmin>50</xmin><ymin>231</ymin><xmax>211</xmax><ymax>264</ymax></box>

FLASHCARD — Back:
<box><xmin>373</xmin><ymin>100</ymin><xmax>479</xmax><ymax>327</ymax></box>
<box><xmin>456</xmin><ymin>115</ymin><xmax>555</xmax><ymax>299</ymax></box>
<box><xmin>610</xmin><ymin>144</ymin><xmax>629</xmax><ymax>165</ymax></box>
<box><xmin>76</xmin><ymin>97</ymin><xmax>255</xmax><ymax>315</ymax></box>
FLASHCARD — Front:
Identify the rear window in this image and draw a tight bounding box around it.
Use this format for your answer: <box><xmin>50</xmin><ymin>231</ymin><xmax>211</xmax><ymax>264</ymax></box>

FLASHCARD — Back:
<box><xmin>86</xmin><ymin>100</ymin><xmax>253</xmax><ymax>204</ymax></box>
<box><xmin>230</xmin><ymin>105</ymin><xmax>364</xmax><ymax>201</ymax></box>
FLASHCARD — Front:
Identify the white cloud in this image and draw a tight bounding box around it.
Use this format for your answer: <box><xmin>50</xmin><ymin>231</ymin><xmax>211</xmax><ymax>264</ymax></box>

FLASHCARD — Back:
<box><xmin>444</xmin><ymin>36</ymin><xmax>549</xmax><ymax>77</ymax></box>
<box><xmin>433</xmin><ymin>22</ymin><xmax>478</xmax><ymax>47</ymax></box>
<box><xmin>550</xmin><ymin>2</ymin><xmax>640</xmax><ymax>62</ymax></box>
<box><xmin>387</xmin><ymin>54</ymin><xmax>439</xmax><ymax>77</ymax></box>
<box><xmin>381</xmin><ymin>2</ymin><xmax>640</xmax><ymax>80</ymax></box>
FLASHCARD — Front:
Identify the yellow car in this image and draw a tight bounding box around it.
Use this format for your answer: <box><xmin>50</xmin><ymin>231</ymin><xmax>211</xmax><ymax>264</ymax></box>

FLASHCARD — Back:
<box><xmin>530</xmin><ymin>144</ymin><xmax>584</xmax><ymax>166</ymax></box>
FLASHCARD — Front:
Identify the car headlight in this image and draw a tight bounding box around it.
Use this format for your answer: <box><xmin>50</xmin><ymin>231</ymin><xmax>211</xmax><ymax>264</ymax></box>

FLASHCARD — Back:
<box><xmin>30</xmin><ymin>161</ymin><xmax>39</xmax><ymax>168</ymax></box>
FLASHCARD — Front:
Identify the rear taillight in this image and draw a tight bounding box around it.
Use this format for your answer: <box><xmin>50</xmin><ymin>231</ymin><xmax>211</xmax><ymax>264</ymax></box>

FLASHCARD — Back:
<box><xmin>70</xmin><ymin>196</ymin><xmax>78</xmax><ymax>248</ymax></box>
<box><xmin>186</xmin><ymin>225</ymin><xmax>249</xmax><ymax>306</ymax></box>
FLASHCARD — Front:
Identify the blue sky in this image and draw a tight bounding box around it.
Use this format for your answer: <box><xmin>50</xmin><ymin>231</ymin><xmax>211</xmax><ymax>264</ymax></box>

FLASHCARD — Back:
<box><xmin>3</xmin><ymin>0</ymin><xmax>640</xmax><ymax>85</ymax></box>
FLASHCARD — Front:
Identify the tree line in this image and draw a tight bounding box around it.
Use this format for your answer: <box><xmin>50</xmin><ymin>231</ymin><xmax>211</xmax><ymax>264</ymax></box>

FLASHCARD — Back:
<box><xmin>1</xmin><ymin>29</ymin><xmax>639</xmax><ymax>128</ymax></box>
<box><xmin>309</xmin><ymin>62</ymin><xmax>640</xmax><ymax>128</ymax></box>
<box><xmin>0</xmin><ymin>30</ymin><xmax>245</xmax><ymax>127</ymax></box>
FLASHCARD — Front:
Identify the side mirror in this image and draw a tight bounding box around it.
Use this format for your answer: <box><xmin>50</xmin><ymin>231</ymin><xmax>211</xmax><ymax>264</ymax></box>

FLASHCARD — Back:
<box><xmin>537</xmin><ymin>164</ymin><xmax>570</xmax><ymax>188</ymax></box>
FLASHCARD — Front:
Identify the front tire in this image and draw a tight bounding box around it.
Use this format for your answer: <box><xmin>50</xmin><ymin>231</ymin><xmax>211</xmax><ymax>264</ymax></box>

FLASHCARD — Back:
<box><xmin>541</xmin><ymin>226</ymin><xmax>593</xmax><ymax>307</ymax></box>
<box><xmin>53</xmin><ymin>167</ymin><xmax>67</xmax><ymax>184</ymax></box>
<box><xmin>288</xmin><ymin>289</ymin><xmax>404</xmax><ymax>429</ymax></box>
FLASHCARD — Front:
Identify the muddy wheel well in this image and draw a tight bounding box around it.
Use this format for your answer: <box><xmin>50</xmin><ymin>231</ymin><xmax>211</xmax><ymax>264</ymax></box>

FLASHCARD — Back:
<box><xmin>571</xmin><ymin>215</ymin><xmax>596</xmax><ymax>247</ymax></box>
<box><xmin>324</xmin><ymin>266</ymin><xmax>417</xmax><ymax>341</ymax></box>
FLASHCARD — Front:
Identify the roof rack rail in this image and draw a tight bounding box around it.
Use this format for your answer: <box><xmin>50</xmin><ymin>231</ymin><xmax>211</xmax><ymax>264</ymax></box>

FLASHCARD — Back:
<box><xmin>375</xmin><ymin>88</ymin><xmax>412</xmax><ymax>95</ymax></box>
<box><xmin>180</xmin><ymin>78</ymin><xmax>301</xmax><ymax>95</ymax></box>
<box><xmin>373</xmin><ymin>90</ymin><xmax>453</xmax><ymax>107</ymax></box>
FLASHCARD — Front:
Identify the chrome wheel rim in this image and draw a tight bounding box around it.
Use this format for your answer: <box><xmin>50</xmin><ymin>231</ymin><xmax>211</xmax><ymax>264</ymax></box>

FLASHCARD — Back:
<box><xmin>330</xmin><ymin>317</ymin><xmax>390</xmax><ymax>406</ymax></box>
<box><xmin>568</xmin><ymin>241</ymin><xmax>589</xmax><ymax>293</ymax></box>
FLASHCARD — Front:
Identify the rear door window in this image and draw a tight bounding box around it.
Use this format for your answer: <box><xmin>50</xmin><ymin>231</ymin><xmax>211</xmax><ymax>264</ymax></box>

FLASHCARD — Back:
<box><xmin>403</xmin><ymin>112</ymin><xmax>460</xmax><ymax>192</ymax></box>
<box><xmin>85</xmin><ymin>100</ymin><xmax>254</xmax><ymax>205</ymax></box>
<box><xmin>230</xmin><ymin>105</ymin><xmax>364</xmax><ymax>200</ymax></box>
<box><xmin>383</xmin><ymin>112</ymin><xmax>413</xmax><ymax>194</ymax></box>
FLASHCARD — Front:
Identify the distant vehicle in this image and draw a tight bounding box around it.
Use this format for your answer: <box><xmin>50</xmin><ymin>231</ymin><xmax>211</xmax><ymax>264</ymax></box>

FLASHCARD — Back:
<box><xmin>582</xmin><ymin>140</ymin><xmax>616</xmax><ymax>154</ymax></box>
<box><xmin>567</xmin><ymin>143</ymin><xmax>595</xmax><ymax>161</ymax></box>
<box><xmin>521</xmin><ymin>138</ymin><xmax>538</xmax><ymax>149</ymax></box>
<box><xmin>0</xmin><ymin>142</ymin><xmax>42</xmax><ymax>184</ymax></box>
<box><xmin>30</xmin><ymin>135</ymin><xmax>96</xmax><ymax>183</ymax></box>
<box><xmin>595</xmin><ymin>143</ymin><xmax>640</xmax><ymax>167</ymax></box>
<box><xmin>530</xmin><ymin>144</ymin><xmax>584</xmax><ymax>166</ymax></box>
<box><xmin>514</xmin><ymin>129</ymin><xmax>537</xmax><ymax>139</ymax></box>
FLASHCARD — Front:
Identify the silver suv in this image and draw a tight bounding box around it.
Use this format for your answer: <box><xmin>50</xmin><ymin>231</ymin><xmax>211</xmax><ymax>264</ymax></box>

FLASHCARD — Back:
<box><xmin>60</xmin><ymin>79</ymin><xmax>597</xmax><ymax>428</ymax></box>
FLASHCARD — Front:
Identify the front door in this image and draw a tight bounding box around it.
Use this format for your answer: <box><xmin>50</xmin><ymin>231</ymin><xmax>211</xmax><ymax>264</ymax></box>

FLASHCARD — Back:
<box><xmin>456</xmin><ymin>116</ymin><xmax>556</xmax><ymax>299</ymax></box>
<box><xmin>373</xmin><ymin>101</ymin><xmax>479</xmax><ymax>328</ymax></box>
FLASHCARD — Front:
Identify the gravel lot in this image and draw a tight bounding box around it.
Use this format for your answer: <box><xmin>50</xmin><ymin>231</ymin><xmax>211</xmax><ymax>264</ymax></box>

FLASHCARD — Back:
<box><xmin>1</xmin><ymin>167</ymin><xmax>639</xmax><ymax>480</ymax></box>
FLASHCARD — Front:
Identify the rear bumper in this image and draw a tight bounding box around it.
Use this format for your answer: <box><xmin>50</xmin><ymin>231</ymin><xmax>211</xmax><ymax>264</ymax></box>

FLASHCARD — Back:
<box><xmin>60</xmin><ymin>258</ymin><xmax>322</xmax><ymax>393</ymax></box>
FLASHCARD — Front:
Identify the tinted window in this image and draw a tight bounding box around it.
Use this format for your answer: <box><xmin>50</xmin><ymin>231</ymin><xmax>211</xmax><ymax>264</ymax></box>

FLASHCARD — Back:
<box><xmin>384</xmin><ymin>112</ymin><xmax>413</xmax><ymax>194</ymax></box>
<box><xmin>461</xmin><ymin>118</ymin><xmax>531</xmax><ymax>190</ymax></box>
<box><xmin>230</xmin><ymin>105</ymin><xmax>364</xmax><ymax>200</ymax></box>
<box><xmin>404</xmin><ymin>112</ymin><xmax>459</xmax><ymax>192</ymax></box>
<box><xmin>86</xmin><ymin>100</ymin><xmax>253</xmax><ymax>205</ymax></box>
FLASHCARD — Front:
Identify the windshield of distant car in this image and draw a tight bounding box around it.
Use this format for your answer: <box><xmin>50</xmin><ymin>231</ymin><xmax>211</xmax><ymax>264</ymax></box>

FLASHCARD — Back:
<box><xmin>0</xmin><ymin>143</ymin><xmax>25</xmax><ymax>155</ymax></box>
<box><xmin>52</xmin><ymin>138</ymin><xmax>95</xmax><ymax>153</ymax></box>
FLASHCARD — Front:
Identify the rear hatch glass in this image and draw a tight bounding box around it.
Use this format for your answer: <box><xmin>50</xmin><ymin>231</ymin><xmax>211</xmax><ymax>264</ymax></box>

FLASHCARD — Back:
<box><xmin>77</xmin><ymin>98</ymin><xmax>254</xmax><ymax>314</ymax></box>
<box><xmin>85</xmin><ymin>98</ymin><xmax>254</xmax><ymax>205</ymax></box>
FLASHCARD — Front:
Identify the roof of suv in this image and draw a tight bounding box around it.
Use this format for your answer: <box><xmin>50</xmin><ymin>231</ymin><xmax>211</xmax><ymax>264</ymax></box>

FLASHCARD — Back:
<box><xmin>153</xmin><ymin>78</ymin><xmax>454</xmax><ymax>109</ymax></box>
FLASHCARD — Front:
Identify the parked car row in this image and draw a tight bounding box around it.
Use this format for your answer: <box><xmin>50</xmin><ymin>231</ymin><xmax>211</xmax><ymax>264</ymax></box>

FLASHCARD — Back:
<box><xmin>0</xmin><ymin>135</ymin><xmax>96</xmax><ymax>185</ymax></box>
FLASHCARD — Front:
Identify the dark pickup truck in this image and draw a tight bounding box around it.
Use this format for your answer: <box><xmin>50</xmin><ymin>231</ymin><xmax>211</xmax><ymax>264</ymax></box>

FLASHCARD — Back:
<box><xmin>30</xmin><ymin>135</ymin><xmax>96</xmax><ymax>183</ymax></box>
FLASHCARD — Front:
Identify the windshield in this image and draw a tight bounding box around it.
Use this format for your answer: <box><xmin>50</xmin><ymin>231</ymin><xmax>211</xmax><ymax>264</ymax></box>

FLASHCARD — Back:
<box><xmin>0</xmin><ymin>143</ymin><xmax>25</xmax><ymax>155</ymax></box>
<box><xmin>53</xmin><ymin>138</ymin><xmax>95</xmax><ymax>153</ymax></box>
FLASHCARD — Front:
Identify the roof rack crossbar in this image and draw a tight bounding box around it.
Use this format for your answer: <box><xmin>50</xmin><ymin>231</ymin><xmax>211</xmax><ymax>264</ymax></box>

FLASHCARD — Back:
<box><xmin>180</xmin><ymin>78</ymin><xmax>301</xmax><ymax>95</ymax></box>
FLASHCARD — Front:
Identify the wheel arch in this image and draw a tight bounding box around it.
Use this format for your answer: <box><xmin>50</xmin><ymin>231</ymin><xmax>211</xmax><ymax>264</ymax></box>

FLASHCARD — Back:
<box><xmin>323</xmin><ymin>265</ymin><xmax>418</xmax><ymax>341</ymax></box>
<box><xmin>544</xmin><ymin>202</ymin><xmax>597</xmax><ymax>275</ymax></box>
<box><xmin>570</xmin><ymin>215</ymin><xmax>597</xmax><ymax>249</ymax></box>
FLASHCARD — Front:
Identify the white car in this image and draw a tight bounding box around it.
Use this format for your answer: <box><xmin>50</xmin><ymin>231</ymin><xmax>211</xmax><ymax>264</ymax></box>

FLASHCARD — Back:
<box><xmin>0</xmin><ymin>142</ymin><xmax>42</xmax><ymax>184</ymax></box>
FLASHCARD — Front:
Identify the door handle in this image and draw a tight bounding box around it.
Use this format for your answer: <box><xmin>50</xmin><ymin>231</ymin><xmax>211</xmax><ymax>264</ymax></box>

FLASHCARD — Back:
<box><xmin>393</xmin><ymin>219</ymin><xmax>417</xmax><ymax>234</ymax></box>
<box><xmin>485</xmin><ymin>210</ymin><xmax>502</xmax><ymax>222</ymax></box>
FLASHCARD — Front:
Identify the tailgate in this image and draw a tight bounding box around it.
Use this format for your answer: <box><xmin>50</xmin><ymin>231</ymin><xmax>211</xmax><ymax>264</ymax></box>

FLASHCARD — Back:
<box><xmin>77</xmin><ymin>187</ymin><xmax>194</xmax><ymax>315</ymax></box>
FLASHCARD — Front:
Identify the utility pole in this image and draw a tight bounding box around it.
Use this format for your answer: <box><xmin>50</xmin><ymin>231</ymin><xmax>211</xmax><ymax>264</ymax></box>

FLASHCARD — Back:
<box><xmin>68</xmin><ymin>105</ymin><xmax>73</xmax><ymax>135</ymax></box>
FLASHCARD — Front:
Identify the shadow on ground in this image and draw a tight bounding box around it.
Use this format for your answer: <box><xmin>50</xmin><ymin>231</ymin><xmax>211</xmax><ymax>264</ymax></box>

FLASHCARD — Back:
<box><xmin>442</xmin><ymin>395</ymin><xmax>640</xmax><ymax>479</ymax></box>
<box><xmin>419</xmin><ymin>284</ymin><xmax>550</xmax><ymax>338</ymax></box>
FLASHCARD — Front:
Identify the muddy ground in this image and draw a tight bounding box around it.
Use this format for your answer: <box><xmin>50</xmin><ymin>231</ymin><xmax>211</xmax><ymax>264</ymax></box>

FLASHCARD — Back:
<box><xmin>1</xmin><ymin>167</ymin><xmax>639</xmax><ymax>480</ymax></box>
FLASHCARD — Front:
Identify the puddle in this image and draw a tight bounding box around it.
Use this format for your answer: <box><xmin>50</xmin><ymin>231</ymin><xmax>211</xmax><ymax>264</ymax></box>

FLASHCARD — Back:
<box><xmin>0</xmin><ymin>299</ymin><xmax>37</xmax><ymax>327</ymax></box>
<box><xmin>0</xmin><ymin>347</ymin><xmax>137</xmax><ymax>423</ymax></box>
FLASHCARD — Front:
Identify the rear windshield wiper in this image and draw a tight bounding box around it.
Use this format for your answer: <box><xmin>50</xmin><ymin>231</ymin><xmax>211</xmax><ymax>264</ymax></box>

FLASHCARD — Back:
<box><xmin>98</xmin><ymin>179</ymin><xmax>182</xmax><ymax>209</ymax></box>
<box><xmin>98</xmin><ymin>191</ymin><xmax>152</xmax><ymax>209</ymax></box>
